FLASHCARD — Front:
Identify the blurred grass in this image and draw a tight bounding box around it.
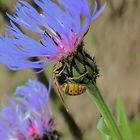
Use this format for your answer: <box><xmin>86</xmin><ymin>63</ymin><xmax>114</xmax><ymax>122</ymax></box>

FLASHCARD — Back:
<box><xmin>130</xmin><ymin>119</ymin><xmax>140</xmax><ymax>140</ymax></box>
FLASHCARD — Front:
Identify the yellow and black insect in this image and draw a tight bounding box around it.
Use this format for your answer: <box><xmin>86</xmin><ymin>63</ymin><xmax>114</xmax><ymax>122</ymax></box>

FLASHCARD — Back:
<box><xmin>53</xmin><ymin>61</ymin><xmax>87</xmax><ymax>93</ymax></box>
<box><xmin>53</xmin><ymin>60</ymin><xmax>87</xmax><ymax>106</ymax></box>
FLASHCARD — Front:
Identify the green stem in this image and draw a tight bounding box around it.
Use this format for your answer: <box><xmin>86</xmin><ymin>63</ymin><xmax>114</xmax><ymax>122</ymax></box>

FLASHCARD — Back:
<box><xmin>87</xmin><ymin>84</ymin><xmax>124</xmax><ymax>140</ymax></box>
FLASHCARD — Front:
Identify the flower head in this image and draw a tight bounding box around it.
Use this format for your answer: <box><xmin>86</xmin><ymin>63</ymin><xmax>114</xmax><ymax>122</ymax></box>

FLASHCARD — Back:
<box><xmin>0</xmin><ymin>0</ymin><xmax>106</xmax><ymax>70</ymax></box>
<box><xmin>0</xmin><ymin>80</ymin><xmax>59</xmax><ymax>140</ymax></box>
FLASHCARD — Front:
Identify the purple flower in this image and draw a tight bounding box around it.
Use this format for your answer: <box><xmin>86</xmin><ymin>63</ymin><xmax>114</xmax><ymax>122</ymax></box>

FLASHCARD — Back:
<box><xmin>0</xmin><ymin>80</ymin><xmax>58</xmax><ymax>140</ymax></box>
<box><xmin>0</xmin><ymin>0</ymin><xmax>106</xmax><ymax>70</ymax></box>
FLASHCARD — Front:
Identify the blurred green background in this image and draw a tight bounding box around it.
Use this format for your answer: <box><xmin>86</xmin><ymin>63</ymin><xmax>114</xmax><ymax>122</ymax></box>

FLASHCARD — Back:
<box><xmin>0</xmin><ymin>0</ymin><xmax>140</xmax><ymax>139</ymax></box>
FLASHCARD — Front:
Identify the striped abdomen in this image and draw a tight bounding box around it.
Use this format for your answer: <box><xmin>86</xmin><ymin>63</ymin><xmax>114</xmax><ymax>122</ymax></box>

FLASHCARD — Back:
<box><xmin>62</xmin><ymin>83</ymin><xmax>86</xmax><ymax>96</ymax></box>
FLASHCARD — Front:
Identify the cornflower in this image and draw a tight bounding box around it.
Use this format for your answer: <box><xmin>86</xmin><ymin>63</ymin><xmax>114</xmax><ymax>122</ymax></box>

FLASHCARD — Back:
<box><xmin>0</xmin><ymin>80</ymin><xmax>59</xmax><ymax>140</ymax></box>
<box><xmin>0</xmin><ymin>0</ymin><xmax>106</xmax><ymax>70</ymax></box>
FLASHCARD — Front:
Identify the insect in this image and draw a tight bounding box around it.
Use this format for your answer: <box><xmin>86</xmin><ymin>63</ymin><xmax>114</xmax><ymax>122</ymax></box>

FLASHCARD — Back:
<box><xmin>53</xmin><ymin>61</ymin><xmax>87</xmax><ymax>95</ymax></box>
<box><xmin>53</xmin><ymin>61</ymin><xmax>87</xmax><ymax>108</ymax></box>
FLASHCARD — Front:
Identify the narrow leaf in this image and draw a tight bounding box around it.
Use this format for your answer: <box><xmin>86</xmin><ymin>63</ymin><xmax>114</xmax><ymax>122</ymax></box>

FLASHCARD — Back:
<box><xmin>97</xmin><ymin>117</ymin><xmax>110</xmax><ymax>135</ymax></box>
<box><xmin>116</xmin><ymin>96</ymin><xmax>132</xmax><ymax>140</ymax></box>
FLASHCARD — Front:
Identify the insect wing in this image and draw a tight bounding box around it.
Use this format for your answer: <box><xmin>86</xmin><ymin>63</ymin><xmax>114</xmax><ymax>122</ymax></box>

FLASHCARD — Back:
<box><xmin>54</xmin><ymin>77</ymin><xmax>69</xmax><ymax>111</ymax></box>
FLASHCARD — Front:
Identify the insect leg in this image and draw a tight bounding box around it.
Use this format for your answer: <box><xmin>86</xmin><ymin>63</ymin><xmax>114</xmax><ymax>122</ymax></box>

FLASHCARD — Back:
<box><xmin>67</xmin><ymin>71</ymin><xmax>88</xmax><ymax>80</ymax></box>
<box><xmin>54</xmin><ymin>77</ymin><xmax>69</xmax><ymax>112</ymax></box>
